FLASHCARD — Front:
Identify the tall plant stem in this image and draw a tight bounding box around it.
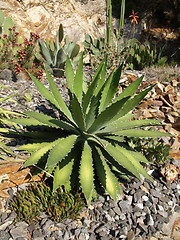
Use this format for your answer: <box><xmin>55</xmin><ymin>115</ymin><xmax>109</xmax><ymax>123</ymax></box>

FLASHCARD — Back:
<box><xmin>119</xmin><ymin>0</ymin><xmax>125</xmax><ymax>32</ymax></box>
<box><xmin>106</xmin><ymin>0</ymin><xmax>112</xmax><ymax>48</ymax></box>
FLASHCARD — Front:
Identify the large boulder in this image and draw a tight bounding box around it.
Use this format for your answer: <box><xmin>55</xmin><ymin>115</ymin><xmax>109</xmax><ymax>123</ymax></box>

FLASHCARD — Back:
<box><xmin>0</xmin><ymin>0</ymin><xmax>106</xmax><ymax>43</ymax></box>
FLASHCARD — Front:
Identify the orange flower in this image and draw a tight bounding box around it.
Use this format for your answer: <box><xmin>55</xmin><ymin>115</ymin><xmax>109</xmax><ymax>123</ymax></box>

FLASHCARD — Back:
<box><xmin>129</xmin><ymin>10</ymin><xmax>139</xmax><ymax>24</ymax></box>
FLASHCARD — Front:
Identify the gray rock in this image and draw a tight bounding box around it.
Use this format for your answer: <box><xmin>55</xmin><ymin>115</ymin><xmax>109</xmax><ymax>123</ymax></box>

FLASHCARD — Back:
<box><xmin>51</xmin><ymin>230</ymin><xmax>63</xmax><ymax>238</ymax></box>
<box><xmin>42</xmin><ymin>219</ymin><xmax>54</xmax><ymax>235</ymax></box>
<box><xmin>32</xmin><ymin>229</ymin><xmax>45</xmax><ymax>239</ymax></box>
<box><xmin>0</xmin><ymin>69</ymin><xmax>13</xmax><ymax>80</ymax></box>
<box><xmin>119</xmin><ymin>200</ymin><xmax>132</xmax><ymax>213</ymax></box>
<box><xmin>0</xmin><ymin>221</ymin><xmax>13</xmax><ymax>231</ymax></box>
<box><xmin>82</xmin><ymin>218</ymin><xmax>91</xmax><ymax>227</ymax></box>
<box><xmin>174</xmin><ymin>205</ymin><xmax>180</xmax><ymax>211</ymax></box>
<box><xmin>0</xmin><ymin>212</ymin><xmax>7</xmax><ymax>223</ymax></box>
<box><xmin>134</xmin><ymin>203</ymin><xmax>144</xmax><ymax>210</ymax></box>
<box><xmin>10</xmin><ymin>227</ymin><xmax>28</xmax><ymax>239</ymax></box>
<box><xmin>150</xmin><ymin>189</ymin><xmax>162</xmax><ymax>198</ymax></box>
<box><xmin>78</xmin><ymin>232</ymin><xmax>87</xmax><ymax>240</ymax></box>
<box><xmin>45</xmin><ymin>237</ymin><xmax>55</xmax><ymax>240</ymax></box>
<box><xmin>0</xmin><ymin>231</ymin><xmax>11</xmax><ymax>240</ymax></box>
<box><xmin>105</xmin><ymin>213</ymin><xmax>114</xmax><ymax>222</ymax></box>
<box><xmin>133</xmin><ymin>190</ymin><xmax>143</xmax><ymax>202</ymax></box>
<box><xmin>145</xmin><ymin>214</ymin><xmax>154</xmax><ymax>226</ymax></box>
<box><xmin>127</xmin><ymin>229</ymin><xmax>135</xmax><ymax>240</ymax></box>
<box><xmin>108</xmin><ymin>208</ymin><xmax>116</xmax><ymax>217</ymax></box>
<box><xmin>63</xmin><ymin>231</ymin><xmax>70</xmax><ymax>240</ymax></box>
<box><xmin>142</xmin><ymin>195</ymin><xmax>149</xmax><ymax>202</ymax></box>
<box><xmin>119</xmin><ymin>213</ymin><xmax>126</xmax><ymax>220</ymax></box>
<box><xmin>89</xmin><ymin>233</ymin><xmax>96</xmax><ymax>240</ymax></box>
<box><xmin>27</xmin><ymin>223</ymin><xmax>36</xmax><ymax>235</ymax></box>
<box><xmin>113</xmin><ymin>206</ymin><xmax>121</xmax><ymax>215</ymax></box>
<box><xmin>6</xmin><ymin>212</ymin><xmax>17</xmax><ymax>222</ymax></box>
<box><xmin>126</xmin><ymin>195</ymin><xmax>133</xmax><ymax>205</ymax></box>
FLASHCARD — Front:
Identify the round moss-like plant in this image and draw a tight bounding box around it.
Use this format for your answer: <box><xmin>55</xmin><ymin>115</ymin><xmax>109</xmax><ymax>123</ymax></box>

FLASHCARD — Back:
<box><xmin>10</xmin><ymin>182</ymin><xmax>84</xmax><ymax>223</ymax></box>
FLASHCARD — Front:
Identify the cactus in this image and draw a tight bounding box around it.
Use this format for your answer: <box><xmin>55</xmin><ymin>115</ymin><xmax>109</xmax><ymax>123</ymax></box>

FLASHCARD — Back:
<box><xmin>0</xmin><ymin>11</ymin><xmax>16</xmax><ymax>37</ymax></box>
<box><xmin>83</xmin><ymin>34</ymin><xmax>105</xmax><ymax>57</ymax></box>
<box><xmin>39</xmin><ymin>23</ymin><xmax>81</xmax><ymax>77</ymax></box>
<box><xmin>0</xmin><ymin>11</ymin><xmax>4</xmax><ymax>34</ymax></box>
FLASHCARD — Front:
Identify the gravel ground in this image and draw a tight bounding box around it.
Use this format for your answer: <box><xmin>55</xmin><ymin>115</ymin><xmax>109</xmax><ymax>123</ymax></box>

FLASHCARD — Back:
<box><xmin>0</xmin><ymin>162</ymin><xmax>179</xmax><ymax>240</ymax></box>
<box><xmin>0</xmin><ymin>67</ymin><xmax>179</xmax><ymax>240</ymax></box>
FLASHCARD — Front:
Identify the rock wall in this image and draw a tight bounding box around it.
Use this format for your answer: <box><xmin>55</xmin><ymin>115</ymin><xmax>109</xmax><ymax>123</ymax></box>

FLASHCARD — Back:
<box><xmin>0</xmin><ymin>0</ymin><xmax>106</xmax><ymax>44</ymax></box>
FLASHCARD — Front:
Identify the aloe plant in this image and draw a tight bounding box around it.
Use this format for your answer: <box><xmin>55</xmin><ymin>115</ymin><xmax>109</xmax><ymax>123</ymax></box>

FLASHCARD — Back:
<box><xmin>9</xmin><ymin>56</ymin><xmax>170</xmax><ymax>205</ymax></box>
<box><xmin>39</xmin><ymin>23</ymin><xmax>81</xmax><ymax>77</ymax></box>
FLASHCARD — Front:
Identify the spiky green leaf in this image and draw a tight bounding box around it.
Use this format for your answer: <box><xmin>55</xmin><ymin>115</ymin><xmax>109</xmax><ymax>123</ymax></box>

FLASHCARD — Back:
<box><xmin>113</xmin><ymin>76</ymin><xmax>144</xmax><ymax>103</ymax></box>
<box><xmin>93</xmin><ymin>55</ymin><xmax>107</xmax><ymax>97</ymax></box>
<box><xmin>73</xmin><ymin>54</ymin><xmax>83</xmax><ymax>103</ymax></box>
<box><xmin>65</xmin><ymin>56</ymin><xmax>74</xmax><ymax>93</ymax></box>
<box><xmin>111</xmin><ymin>85</ymin><xmax>155</xmax><ymax>122</ymax></box>
<box><xmin>80</xmin><ymin>142</ymin><xmax>94</xmax><ymax>205</ymax></box>
<box><xmin>45</xmin><ymin>67</ymin><xmax>74</xmax><ymax>122</ymax></box>
<box><xmin>106</xmin><ymin>143</ymin><xmax>140</xmax><ymax>179</ymax></box>
<box><xmin>53</xmin><ymin>152</ymin><xmax>74</xmax><ymax>191</ymax></box>
<box><xmin>24</xmin><ymin>139</ymin><xmax>61</xmax><ymax>167</ymax></box>
<box><xmin>46</xmin><ymin>135</ymin><xmax>77</xmax><ymax>168</ymax></box>
<box><xmin>30</xmin><ymin>74</ymin><xmax>60</xmax><ymax>110</ymax></box>
<box><xmin>7</xmin><ymin>118</ymin><xmax>42</xmax><ymax>127</ymax></box>
<box><xmin>88</xmin><ymin>97</ymin><xmax>129</xmax><ymax>133</ymax></box>
<box><xmin>116</xmin><ymin>129</ymin><xmax>171</xmax><ymax>137</ymax></box>
<box><xmin>82</xmin><ymin>57</ymin><xmax>106</xmax><ymax>113</ymax></box>
<box><xmin>98</xmin><ymin>119</ymin><xmax>162</xmax><ymax>134</ymax></box>
<box><xmin>129</xmin><ymin>150</ymin><xmax>150</xmax><ymax>163</ymax></box>
<box><xmin>99</xmin><ymin>64</ymin><xmax>123</xmax><ymax>112</ymax></box>
<box><xmin>38</xmin><ymin>40</ymin><xmax>53</xmax><ymax>66</ymax></box>
<box><xmin>93</xmin><ymin>147</ymin><xmax>121</xmax><ymax>200</ymax></box>
<box><xmin>116</xmin><ymin>146</ymin><xmax>153</xmax><ymax>181</ymax></box>
<box><xmin>24</xmin><ymin>111</ymin><xmax>76</xmax><ymax>131</ymax></box>
<box><xmin>17</xmin><ymin>142</ymin><xmax>50</xmax><ymax>153</ymax></box>
<box><xmin>85</xmin><ymin>90</ymin><xmax>102</xmax><ymax>129</ymax></box>
<box><xmin>71</xmin><ymin>95</ymin><xmax>86</xmax><ymax>131</ymax></box>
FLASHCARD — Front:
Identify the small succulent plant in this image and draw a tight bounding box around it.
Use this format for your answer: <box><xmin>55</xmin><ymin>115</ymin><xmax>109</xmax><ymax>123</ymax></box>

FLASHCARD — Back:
<box><xmin>10</xmin><ymin>182</ymin><xmax>84</xmax><ymax>223</ymax></box>
<box><xmin>126</xmin><ymin>136</ymin><xmax>171</xmax><ymax>164</ymax></box>
<box><xmin>39</xmin><ymin>23</ymin><xmax>81</xmax><ymax>77</ymax></box>
<box><xmin>9</xmin><ymin>56</ymin><xmax>170</xmax><ymax>205</ymax></box>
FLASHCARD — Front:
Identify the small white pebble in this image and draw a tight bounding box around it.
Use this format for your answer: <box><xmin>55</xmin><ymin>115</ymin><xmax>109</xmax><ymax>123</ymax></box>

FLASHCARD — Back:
<box><xmin>142</xmin><ymin>195</ymin><xmax>149</xmax><ymax>201</ymax></box>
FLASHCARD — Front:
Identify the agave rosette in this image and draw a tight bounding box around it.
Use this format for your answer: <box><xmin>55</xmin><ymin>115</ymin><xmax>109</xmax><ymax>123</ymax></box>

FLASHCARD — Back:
<box><xmin>10</xmin><ymin>55</ymin><xmax>170</xmax><ymax>205</ymax></box>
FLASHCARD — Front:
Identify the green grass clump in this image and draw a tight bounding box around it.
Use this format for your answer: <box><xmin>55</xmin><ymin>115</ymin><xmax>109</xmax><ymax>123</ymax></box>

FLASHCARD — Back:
<box><xmin>10</xmin><ymin>182</ymin><xmax>85</xmax><ymax>224</ymax></box>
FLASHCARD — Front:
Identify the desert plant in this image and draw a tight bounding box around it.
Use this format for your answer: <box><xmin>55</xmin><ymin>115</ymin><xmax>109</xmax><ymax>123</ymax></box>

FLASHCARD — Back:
<box><xmin>124</xmin><ymin>39</ymin><xmax>157</xmax><ymax>70</ymax></box>
<box><xmin>83</xmin><ymin>0</ymin><xmax>126</xmax><ymax>69</ymax></box>
<box><xmin>83</xmin><ymin>34</ymin><xmax>105</xmax><ymax>58</ymax></box>
<box><xmin>127</xmin><ymin>136</ymin><xmax>171</xmax><ymax>164</ymax></box>
<box><xmin>10</xmin><ymin>182</ymin><xmax>84</xmax><ymax>223</ymax></box>
<box><xmin>39</xmin><ymin>23</ymin><xmax>81</xmax><ymax>77</ymax></box>
<box><xmin>0</xmin><ymin>11</ymin><xmax>43</xmax><ymax>77</ymax></box>
<box><xmin>8</xmin><ymin>56</ymin><xmax>170</xmax><ymax>205</ymax></box>
<box><xmin>124</xmin><ymin>38</ymin><xmax>169</xmax><ymax>70</ymax></box>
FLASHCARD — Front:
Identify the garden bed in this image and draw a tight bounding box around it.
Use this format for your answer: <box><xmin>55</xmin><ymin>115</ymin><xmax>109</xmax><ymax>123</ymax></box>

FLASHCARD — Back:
<box><xmin>0</xmin><ymin>65</ymin><xmax>179</xmax><ymax>240</ymax></box>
